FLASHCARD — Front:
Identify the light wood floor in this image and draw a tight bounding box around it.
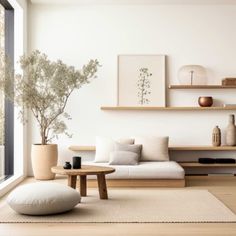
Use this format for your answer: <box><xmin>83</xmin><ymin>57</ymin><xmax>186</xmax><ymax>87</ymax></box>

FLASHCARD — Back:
<box><xmin>1</xmin><ymin>176</ymin><xmax>236</xmax><ymax>236</ymax></box>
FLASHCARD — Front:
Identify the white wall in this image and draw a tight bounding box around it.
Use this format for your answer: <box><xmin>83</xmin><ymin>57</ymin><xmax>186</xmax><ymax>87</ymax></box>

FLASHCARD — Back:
<box><xmin>28</xmin><ymin>2</ymin><xmax>236</xmax><ymax>175</ymax></box>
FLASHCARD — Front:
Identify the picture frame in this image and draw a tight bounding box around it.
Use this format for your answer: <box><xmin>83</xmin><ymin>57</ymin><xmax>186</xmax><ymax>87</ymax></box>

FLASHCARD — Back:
<box><xmin>117</xmin><ymin>55</ymin><xmax>166</xmax><ymax>107</ymax></box>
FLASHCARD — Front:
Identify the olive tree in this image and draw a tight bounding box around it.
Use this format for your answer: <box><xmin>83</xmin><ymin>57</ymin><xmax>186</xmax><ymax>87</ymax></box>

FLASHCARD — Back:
<box><xmin>1</xmin><ymin>50</ymin><xmax>100</xmax><ymax>145</ymax></box>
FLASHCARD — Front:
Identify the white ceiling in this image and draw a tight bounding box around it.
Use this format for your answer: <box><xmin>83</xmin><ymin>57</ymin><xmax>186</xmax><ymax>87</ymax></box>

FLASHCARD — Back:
<box><xmin>30</xmin><ymin>0</ymin><xmax>236</xmax><ymax>5</ymax></box>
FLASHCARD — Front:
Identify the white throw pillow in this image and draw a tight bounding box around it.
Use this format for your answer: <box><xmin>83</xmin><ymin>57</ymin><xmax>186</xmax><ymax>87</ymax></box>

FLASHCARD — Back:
<box><xmin>135</xmin><ymin>136</ymin><xmax>169</xmax><ymax>161</ymax></box>
<box><xmin>94</xmin><ymin>137</ymin><xmax>115</xmax><ymax>163</ymax></box>
<box><xmin>94</xmin><ymin>136</ymin><xmax>135</xmax><ymax>163</ymax></box>
<box><xmin>7</xmin><ymin>183</ymin><xmax>81</xmax><ymax>216</ymax></box>
<box><xmin>109</xmin><ymin>151</ymin><xmax>139</xmax><ymax>165</ymax></box>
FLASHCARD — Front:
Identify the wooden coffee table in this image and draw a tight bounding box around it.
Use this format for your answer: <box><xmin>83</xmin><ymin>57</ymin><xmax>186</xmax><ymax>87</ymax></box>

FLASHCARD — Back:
<box><xmin>51</xmin><ymin>165</ymin><xmax>115</xmax><ymax>199</ymax></box>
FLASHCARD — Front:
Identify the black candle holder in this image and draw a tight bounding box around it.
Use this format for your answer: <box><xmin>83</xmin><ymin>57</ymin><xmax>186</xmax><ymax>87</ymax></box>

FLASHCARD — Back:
<box><xmin>73</xmin><ymin>156</ymin><xmax>81</xmax><ymax>169</ymax></box>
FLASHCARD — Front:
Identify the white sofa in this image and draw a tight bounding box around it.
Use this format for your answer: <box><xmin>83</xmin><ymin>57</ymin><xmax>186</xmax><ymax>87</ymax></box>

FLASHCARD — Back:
<box><xmin>84</xmin><ymin>161</ymin><xmax>185</xmax><ymax>180</ymax></box>
<box><xmin>81</xmin><ymin>136</ymin><xmax>186</xmax><ymax>187</ymax></box>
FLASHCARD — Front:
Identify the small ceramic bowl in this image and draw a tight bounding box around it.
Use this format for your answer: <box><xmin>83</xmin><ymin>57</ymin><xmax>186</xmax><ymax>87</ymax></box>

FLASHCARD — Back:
<box><xmin>198</xmin><ymin>96</ymin><xmax>213</xmax><ymax>107</ymax></box>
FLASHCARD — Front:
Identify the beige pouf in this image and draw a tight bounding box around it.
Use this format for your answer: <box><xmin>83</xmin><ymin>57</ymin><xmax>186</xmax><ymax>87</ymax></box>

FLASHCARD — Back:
<box><xmin>7</xmin><ymin>182</ymin><xmax>81</xmax><ymax>215</ymax></box>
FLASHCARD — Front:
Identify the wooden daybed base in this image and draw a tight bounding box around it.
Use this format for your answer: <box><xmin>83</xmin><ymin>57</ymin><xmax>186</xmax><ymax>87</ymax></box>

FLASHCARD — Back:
<box><xmin>80</xmin><ymin>179</ymin><xmax>185</xmax><ymax>188</ymax></box>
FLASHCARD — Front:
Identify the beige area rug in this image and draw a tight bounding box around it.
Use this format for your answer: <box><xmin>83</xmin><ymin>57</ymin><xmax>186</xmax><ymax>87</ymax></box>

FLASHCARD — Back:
<box><xmin>0</xmin><ymin>189</ymin><xmax>236</xmax><ymax>223</ymax></box>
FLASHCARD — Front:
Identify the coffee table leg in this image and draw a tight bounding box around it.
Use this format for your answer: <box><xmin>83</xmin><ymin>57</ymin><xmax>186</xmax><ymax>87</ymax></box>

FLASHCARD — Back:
<box><xmin>97</xmin><ymin>174</ymin><xmax>108</xmax><ymax>199</ymax></box>
<box><xmin>80</xmin><ymin>175</ymin><xmax>87</xmax><ymax>196</ymax></box>
<box><xmin>68</xmin><ymin>175</ymin><xmax>77</xmax><ymax>189</ymax></box>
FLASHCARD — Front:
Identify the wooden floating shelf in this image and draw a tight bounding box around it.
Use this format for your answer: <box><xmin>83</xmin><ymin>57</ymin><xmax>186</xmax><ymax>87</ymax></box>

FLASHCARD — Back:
<box><xmin>180</xmin><ymin>162</ymin><xmax>236</xmax><ymax>168</ymax></box>
<box><xmin>69</xmin><ymin>145</ymin><xmax>236</xmax><ymax>152</ymax></box>
<box><xmin>169</xmin><ymin>85</ymin><xmax>236</xmax><ymax>89</ymax></box>
<box><xmin>69</xmin><ymin>146</ymin><xmax>96</xmax><ymax>151</ymax></box>
<box><xmin>169</xmin><ymin>146</ymin><xmax>236</xmax><ymax>151</ymax></box>
<box><xmin>100</xmin><ymin>106</ymin><xmax>236</xmax><ymax>111</ymax></box>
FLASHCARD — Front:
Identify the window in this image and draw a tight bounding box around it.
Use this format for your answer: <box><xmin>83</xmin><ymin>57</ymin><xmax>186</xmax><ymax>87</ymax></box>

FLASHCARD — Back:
<box><xmin>0</xmin><ymin>0</ymin><xmax>14</xmax><ymax>181</ymax></box>
<box><xmin>0</xmin><ymin>4</ymin><xmax>4</xmax><ymax>179</ymax></box>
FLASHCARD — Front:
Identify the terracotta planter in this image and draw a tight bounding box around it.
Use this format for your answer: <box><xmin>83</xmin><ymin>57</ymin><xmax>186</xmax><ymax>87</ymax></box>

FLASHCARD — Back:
<box><xmin>31</xmin><ymin>144</ymin><xmax>58</xmax><ymax>180</ymax></box>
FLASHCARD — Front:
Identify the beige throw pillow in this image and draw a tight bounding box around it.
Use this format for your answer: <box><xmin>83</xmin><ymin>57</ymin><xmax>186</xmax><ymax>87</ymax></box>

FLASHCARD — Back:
<box><xmin>109</xmin><ymin>151</ymin><xmax>139</xmax><ymax>165</ymax></box>
<box><xmin>114</xmin><ymin>142</ymin><xmax>142</xmax><ymax>155</ymax></box>
<box><xmin>135</xmin><ymin>136</ymin><xmax>169</xmax><ymax>161</ymax></box>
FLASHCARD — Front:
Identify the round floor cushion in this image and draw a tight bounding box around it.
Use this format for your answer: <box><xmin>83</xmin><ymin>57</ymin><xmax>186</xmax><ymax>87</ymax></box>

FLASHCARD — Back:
<box><xmin>7</xmin><ymin>182</ymin><xmax>81</xmax><ymax>215</ymax></box>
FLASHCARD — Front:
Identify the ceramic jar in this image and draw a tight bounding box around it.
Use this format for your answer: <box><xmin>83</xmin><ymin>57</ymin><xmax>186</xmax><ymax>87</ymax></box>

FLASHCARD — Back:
<box><xmin>63</xmin><ymin>162</ymin><xmax>72</xmax><ymax>169</ymax></box>
<box><xmin>226</xmin><ymin>114</ymin><xmax>236</xmax><ymax>146</ymax></box>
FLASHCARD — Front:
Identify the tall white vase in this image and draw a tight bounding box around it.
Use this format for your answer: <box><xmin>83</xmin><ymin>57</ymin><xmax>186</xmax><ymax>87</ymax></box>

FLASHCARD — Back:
<box><xmin>31</xmin><ymin>144</ymin><xmax>58</xmax><ymax>180</ymax></box>
<box><xmin>226</xmin><ymin>114</ymin><xmax>236</xmax><ymax>146</ymax></box>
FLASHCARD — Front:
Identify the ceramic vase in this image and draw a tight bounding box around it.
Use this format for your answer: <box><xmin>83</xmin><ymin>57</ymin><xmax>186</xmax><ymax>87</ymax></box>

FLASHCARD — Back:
<box><xmin>226</xmin><ymin>114</ymin><xmax>236</xmax><ymax>146</ymax></box>
<box><xmin>63</xmin><ymin>162</ymin><xmax>72</xmax><ymax>169</ymax></box>
<box><xmin>31</xmin><ymin>144</ymin><xmax>58</xmax><ymax>180</ymax></box>
<box><xmin>212</xmin><ymin>126</ymin><xmax>221</xmax><ymax>147</ymax></box>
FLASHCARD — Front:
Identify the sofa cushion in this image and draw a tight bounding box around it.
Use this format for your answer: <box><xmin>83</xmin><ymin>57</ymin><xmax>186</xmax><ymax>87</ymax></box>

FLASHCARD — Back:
<box><xmin>84</xmin><ymin>161</ymin><xmax>185</xmax><ymax>180</ymax></box>
<box><xmin>109</xmin><ymin>151</ymin><xmax>139</xmax><ymax>165</ymax></box>
<box><xmin>94</xmin><ymin>137</ymin><xmax>135</xmax><ymax>163</ymax></box>
<box><xmin>128</xmin><ymin>161</ymin><xmax>184</xmax><ymax>179</ymax></box>
<box><xmin>7</xmin><ymin>183</ymin><xmax>81</xmax><ymax>215</ymax></box>
<box><xmin>85</xmin><ymin>161</ymin><xmax>130</xmax><ymax>179</ymax></box>
<box><xmin>135</xmin><ymin>136</ymin><xmax>169</xmax><ymax>161</ymax></box>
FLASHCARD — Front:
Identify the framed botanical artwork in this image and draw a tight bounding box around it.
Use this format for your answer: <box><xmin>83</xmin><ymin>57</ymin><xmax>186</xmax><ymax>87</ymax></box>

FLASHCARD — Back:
<box><xmin>117</xmin><ymin>55</ymin><xmax>166</xmax><ymax>107</ymax></box>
